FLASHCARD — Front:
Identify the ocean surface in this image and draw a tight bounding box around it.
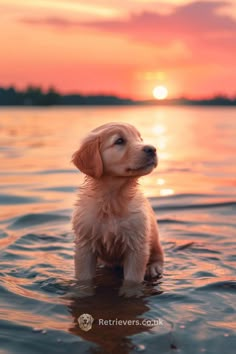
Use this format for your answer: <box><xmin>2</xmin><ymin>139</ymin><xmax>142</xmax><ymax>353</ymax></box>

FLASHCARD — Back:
<box><xmin>0</xmin><ymin>106</ymin><xmax>235</xmax><ymax>354</ymax></box>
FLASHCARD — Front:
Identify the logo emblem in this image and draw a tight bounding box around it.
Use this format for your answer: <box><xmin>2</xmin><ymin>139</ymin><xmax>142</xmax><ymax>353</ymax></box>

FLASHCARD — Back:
<box><xmin>77</xmin><ymin>313</ymin><xmax>94</xmax><ymax>331</ymax></box>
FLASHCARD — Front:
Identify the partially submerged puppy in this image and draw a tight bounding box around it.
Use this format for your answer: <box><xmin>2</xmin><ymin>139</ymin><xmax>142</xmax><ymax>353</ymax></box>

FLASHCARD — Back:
<box><xmin>72</xmin><ymin>122</ymin><xmax>164</xmax><ymax>297</ymax></box>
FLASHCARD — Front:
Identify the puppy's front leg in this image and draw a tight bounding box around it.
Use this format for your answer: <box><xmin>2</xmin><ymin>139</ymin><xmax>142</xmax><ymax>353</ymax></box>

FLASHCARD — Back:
<box><xmin>119</xmin><ymin>249</ymin><xmax>148</xmax><ymax>297</ymax></box>
<box><xmin>74</xmin><ymin>243</ymin><xmax>96</xmax><ymax>297</ymax></box>
<box><xmin>74</xmin><ymin>243</ymin><xmax>97</xmax><ymax>281</ymax></box>
<box><xmin>146</xmin><ymin>217</ymin><xmax>164</xmax><ymax>278</ymax></box>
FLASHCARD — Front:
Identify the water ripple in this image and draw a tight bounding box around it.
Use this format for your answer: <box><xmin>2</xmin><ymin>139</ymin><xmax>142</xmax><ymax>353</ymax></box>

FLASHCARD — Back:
<box><xmin>0</xmin><ymin>194</ymin><xmax>42</xmax><ymax>205</ymax></box>
<box><xmin>8</xmin><ymin>213</ymin><xmax>70</xmax><ymax>229</ymax></box>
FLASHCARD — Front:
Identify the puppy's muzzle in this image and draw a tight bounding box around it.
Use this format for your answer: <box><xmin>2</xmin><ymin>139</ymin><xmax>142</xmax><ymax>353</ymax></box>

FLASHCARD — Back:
<box><xmin>142</xmin><ymin>145</ymin><xmax>156</xmax><ymax>157</ymax></box>
<box><xmin>141</xmin><ymin>145</ymin><xmax>158</xmax><ymax>168</ymax></box>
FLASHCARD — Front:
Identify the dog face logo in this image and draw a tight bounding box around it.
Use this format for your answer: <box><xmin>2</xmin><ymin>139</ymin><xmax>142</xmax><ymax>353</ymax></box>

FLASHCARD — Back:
<box><xmin>77</xmin><ymin>313</ymin><xmax>94</xmax><ymax>331</ymax></box>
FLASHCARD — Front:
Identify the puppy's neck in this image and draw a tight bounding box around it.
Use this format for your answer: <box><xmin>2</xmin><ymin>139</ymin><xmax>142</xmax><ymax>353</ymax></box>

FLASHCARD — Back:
<box><xmin>84</xmin><ymin>176</ymin><xmax>139</xmax><ymax>217</ymax></box>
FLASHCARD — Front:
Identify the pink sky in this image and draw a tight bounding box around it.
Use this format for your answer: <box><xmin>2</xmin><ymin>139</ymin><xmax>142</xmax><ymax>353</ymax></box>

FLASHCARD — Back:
<box><xmin>0</xmin><ymin>0</ymin><xmax>236</xmax><ymax>99</ymax></box>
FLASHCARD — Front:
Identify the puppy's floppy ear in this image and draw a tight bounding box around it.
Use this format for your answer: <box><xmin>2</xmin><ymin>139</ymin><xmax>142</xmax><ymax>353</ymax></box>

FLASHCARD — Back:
<box><xmin>72</xmin><ymin>135</ymin><xmax>103</xmax><ymax>178</ymax></box>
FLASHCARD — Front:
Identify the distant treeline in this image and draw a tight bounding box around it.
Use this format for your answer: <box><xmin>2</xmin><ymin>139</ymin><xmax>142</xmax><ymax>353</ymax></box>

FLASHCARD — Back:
<box><xmin>0</xmin><ymin>86</ymin><xmax>236</xmax><ymax>106</ymax></box>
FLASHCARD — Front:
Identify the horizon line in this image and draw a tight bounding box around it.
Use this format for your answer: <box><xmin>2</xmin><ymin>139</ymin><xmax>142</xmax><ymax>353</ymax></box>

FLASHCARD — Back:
<box><xmin>1</xmin><ymin>85</ymin><xmax>236</xmax><ymax>101</ymax></box>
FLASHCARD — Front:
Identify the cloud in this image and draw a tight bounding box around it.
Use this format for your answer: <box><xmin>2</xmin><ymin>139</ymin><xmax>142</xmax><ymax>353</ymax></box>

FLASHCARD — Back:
<box><xmin>20</xmin><ymin>16</ymin><xmax>77</xmax><ymax>28</ymax></box>
<box><xmin>20</xmin><ymin>1</ymin><xmax>236</xmax><ymax>34</ymax></box>
<box><xmin>78</xmin><ymin>1</ymin><xmax>236</xmax><ymax>44</ymax></box>
<box><xmin>19</xmin><ymin>1</ymin><xmax>236</xmax><ymax>63</ymax></box>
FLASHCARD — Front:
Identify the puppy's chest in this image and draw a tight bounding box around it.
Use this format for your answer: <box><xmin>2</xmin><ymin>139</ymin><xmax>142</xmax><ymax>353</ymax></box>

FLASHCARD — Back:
<box><xmin>90</xmin><ymin>215</ymin><xmax>144</xmax><ymax>259</ymax></box>
<box><xmin>77</xmin><ymin>204</ymin><xmax>147</xmax><ymax>252</ymax></box>
<box><xmin>91</xmin><ymin>213</ymin><xmax>142</xmax><ymax>241</ymax></box>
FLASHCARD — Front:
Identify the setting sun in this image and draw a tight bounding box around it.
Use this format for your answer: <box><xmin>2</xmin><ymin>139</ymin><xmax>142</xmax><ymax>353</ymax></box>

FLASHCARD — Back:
<box><xmin>153</xmin><ymin>86</ymin><xmax>168</xmax><ymax>100</ymax></box>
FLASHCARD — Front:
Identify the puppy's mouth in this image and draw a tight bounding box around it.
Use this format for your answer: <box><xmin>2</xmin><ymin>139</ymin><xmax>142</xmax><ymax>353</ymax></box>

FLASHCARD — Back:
<box><xmin>127</xmin><ymin>160</ymin><xmax>157</xmax><ymax>172</ymax></box>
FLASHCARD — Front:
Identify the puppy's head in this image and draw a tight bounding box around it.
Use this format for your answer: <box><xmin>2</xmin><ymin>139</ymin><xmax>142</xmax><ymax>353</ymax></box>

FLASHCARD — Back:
<box><xmin>72</xmin><ymin>122</ymin><xmax>158</xmax><ymax>178</ymax></box>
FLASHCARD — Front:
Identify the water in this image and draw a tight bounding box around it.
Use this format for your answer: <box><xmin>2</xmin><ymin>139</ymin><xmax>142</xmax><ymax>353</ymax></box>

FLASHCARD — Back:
<box><xmin>0</xmin><ymin>106</ymin><xmax>235</xmax><ymax>354</ymax></box>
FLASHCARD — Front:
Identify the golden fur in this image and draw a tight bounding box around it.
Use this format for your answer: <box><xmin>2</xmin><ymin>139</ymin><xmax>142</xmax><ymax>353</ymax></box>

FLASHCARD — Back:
<box><xmin>72</xmin><ymin>122</ymin><xmax>164</xmax><ymax>296</ymax></box>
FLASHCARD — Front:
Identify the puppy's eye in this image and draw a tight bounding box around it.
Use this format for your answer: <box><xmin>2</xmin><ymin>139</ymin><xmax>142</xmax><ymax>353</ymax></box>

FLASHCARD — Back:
<box><xmin>114</xmin><ymin>137</ymin><xmax>125</xmax><ymax>145</ymax></box>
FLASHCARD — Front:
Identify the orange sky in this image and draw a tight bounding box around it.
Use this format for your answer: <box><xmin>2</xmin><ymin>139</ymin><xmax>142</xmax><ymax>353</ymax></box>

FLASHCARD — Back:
<box><xmin>1</xmin><ymin>0</ymin><xmax>236</xmax><ymax>99</ymax></box>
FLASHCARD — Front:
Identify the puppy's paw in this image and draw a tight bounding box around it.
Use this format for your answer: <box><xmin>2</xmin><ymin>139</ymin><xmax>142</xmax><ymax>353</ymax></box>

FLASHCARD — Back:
<box><xmin>119</xmin><ymin>281</ymin><xmax>144</xmax><ymax>298</ymax></box>
<box><xmin>146</xmin><ymin>261</ymin><xmax>163</xmax><ymax>279</ymax></box>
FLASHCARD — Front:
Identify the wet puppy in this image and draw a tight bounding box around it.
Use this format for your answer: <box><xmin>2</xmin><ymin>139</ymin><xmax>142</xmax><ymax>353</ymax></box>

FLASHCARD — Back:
<box><xmin>72</xmin><ymin>122</ymin><xmax>164</xmax><ymax>297</ymax></box>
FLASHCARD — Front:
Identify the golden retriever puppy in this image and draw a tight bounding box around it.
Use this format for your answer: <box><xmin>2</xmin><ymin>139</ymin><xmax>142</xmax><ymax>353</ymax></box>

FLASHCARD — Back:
<box><xmin>72</xmin><ymin>122</ymin><xmax>164</xmax><ymax>297</ymax></box>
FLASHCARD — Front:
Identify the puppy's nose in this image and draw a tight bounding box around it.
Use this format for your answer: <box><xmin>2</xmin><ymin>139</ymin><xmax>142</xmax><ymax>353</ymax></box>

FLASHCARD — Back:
<box><xmin>143</xmin><ymin>145</ymin><xmax>156</xmax><ymax>157</ymax></box>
